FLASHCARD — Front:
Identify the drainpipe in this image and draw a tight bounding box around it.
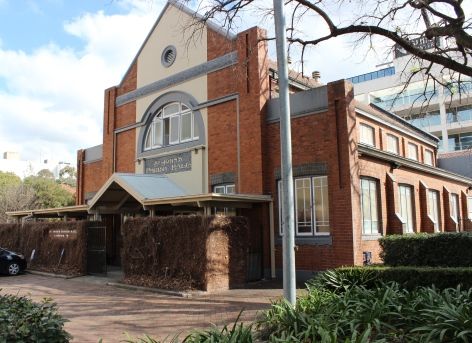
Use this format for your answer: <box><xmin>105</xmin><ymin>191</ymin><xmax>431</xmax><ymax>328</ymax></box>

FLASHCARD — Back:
<box><xmin>269</xmin><ymin>201</ymin><xmax>276</xmax><ymax>279</ymax></box>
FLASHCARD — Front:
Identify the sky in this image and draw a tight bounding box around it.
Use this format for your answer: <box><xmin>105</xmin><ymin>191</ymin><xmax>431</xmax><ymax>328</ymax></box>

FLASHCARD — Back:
<box><xmin>0</xmin><ymin>0</ymin><xmax>384</xmax><ymax>165</ymax></box>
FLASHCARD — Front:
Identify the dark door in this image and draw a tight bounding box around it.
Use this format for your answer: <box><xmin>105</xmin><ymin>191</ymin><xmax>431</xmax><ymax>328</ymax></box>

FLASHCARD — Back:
<box><xmin>87</xmin><ymin>222</ymin><xmax>107</xmax><ymax>275</ymax></box>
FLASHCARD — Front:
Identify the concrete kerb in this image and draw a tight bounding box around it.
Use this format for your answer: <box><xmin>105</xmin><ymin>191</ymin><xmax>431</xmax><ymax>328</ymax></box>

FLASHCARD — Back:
<box><xmin>106</xmin><ymin>281</ymin><xmax>207</xmax><ymax>298</ymax></box>
<box><xmin>26</xmin><ymin>270</ymin><xmax>82</xmax><ymax>280</ymax></box>
<box><xmin>26</xmin><ymin>270</ymin><xmax>222</xmax><ymax>298</ymax></box>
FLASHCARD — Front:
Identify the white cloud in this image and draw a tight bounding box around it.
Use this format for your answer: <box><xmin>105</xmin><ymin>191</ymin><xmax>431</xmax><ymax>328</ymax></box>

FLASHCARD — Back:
<box><xmin>0</xmin><ymin>0</ymin><xmax>391</xmax><ymax>165</ymax></box>
<box><xmin>0</xmin><ymin>0</ymin><xmax>163</xmax><ymax>163</ymax></box>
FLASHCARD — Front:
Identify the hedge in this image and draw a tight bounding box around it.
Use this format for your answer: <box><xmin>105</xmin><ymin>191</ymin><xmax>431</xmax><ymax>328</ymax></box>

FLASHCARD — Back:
<box><xmin>379</xmin><ymin>232</ymin><xmax>472</xmax><ymax>267</ymax></box>
<box><xmin>122</xmin><ymin>215</ymin><xmax>248</xmax><ymax>291</ymax></box>
<box><xmin>0</xmin><ymin>293</ymin><xmax>71</xmax><ymax>342</ymax></box>
<box><xmin>0</xmin><ymin>221</ymin><xmax>87</xmax><ymax>275</ymax></box>
<box><xmin>311</xmin><ymin>266</ymin><xmax>472</xmax><ymax>291</ymax></box>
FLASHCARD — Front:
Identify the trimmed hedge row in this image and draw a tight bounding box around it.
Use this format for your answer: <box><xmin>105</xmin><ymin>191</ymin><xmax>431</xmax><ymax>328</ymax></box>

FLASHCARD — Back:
<box><xmin>122</xmin><ymin>215</ymin><xmax>248</xmax><ymax>291</ymax></box>
<box><xmin>0</xmin><ymin>221</ymin><xmax>87</xmax><ymax>275</ymax></box>
<box><xmin>311</xmin><ymin>266</ymin><xmax>472</xmax><ymax>290</ymax></box>
<box><xmin>379</xmin><ymin>232</ymin><xmax>472</xmax><ymax>267</ymax></box>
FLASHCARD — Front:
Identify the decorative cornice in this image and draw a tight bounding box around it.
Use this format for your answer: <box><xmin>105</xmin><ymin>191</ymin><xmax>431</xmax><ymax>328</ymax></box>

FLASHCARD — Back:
<box><xmin>116</xmin><ymin>51</ymin><xmax>238</xmax><ymax>106</ymax></box>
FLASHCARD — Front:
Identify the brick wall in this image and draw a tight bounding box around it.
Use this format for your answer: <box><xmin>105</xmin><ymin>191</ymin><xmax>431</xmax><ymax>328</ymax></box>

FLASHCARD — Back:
<box><xmin>207</xmin><ymin>27</ymin><xmax>268</xmax><ymax>194</ymax></box>
<box><xmin>358</xmin><ymin>116</ymin><xmax>436</xmax><ymax>166</ymax></box>
<box><xmin>77</xmin><ymin>62</ymin><xmax>138</xmax><ymax>203</ymax></box>
<box><xmin>264</xmin><ymin>81</ymin><xmax>358</xmax><ymax>271</ymax></box>
<box><xmin>264</xmin><ymin>80</ymin><xmax>472</xmax><ymax>272</ymax></box>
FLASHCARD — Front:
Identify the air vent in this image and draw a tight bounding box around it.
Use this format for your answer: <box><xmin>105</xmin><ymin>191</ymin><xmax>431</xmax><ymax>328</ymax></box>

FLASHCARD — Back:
<box><xmin>161</xmin><ymin>45</ymin><xmax>177</xmax><ymax>68</ymax></box>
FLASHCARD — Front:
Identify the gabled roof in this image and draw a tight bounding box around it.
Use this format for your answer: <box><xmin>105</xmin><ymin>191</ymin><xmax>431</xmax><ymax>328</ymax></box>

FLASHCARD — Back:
<box><xmin>118</xmin><ymin>0</ymin><xmax>236</xmax><ymax>87</ymax></box>
<box><xmin>355</xmin><ymin>101</ymin><xmax>440</xmax><ymax>145</ymax></box>
<box><xmin>88</xmin><ymin>173</ymin><xmax>188</xmax><ymax>210</ymax></box>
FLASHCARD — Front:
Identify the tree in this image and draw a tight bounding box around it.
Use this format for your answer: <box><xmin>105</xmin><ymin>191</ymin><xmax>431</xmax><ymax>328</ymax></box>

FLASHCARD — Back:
<box><xmin>0</xmin><ymin>172</ymin><xmax>35</xmax><ymax>223</ymax></box>
<box><xmin>36</xmin><ymin>169</ymin><xmax>55</xmax><ymax>180</ymax></box>
<box><xmin>24</xmin><ymin>176</ymin><xmax>75</xmax><ymax>209</ymax></box>
<box><xmin>189</xmin><ymin>0</ymin><xmax>471</xmax><ymax>89</ymax></box>
<box><xmin>0</xmin><ymin>171</ymin><xmax>21</xmax><ymax>189</ymax></box>
<box><xmin>58</xmin><ymin>165</ymin><xmax>77</xmax><ymax>187</ymax></box>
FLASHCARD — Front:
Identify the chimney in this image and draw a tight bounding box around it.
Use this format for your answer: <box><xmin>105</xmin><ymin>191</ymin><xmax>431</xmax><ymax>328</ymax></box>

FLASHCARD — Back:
<box><xmin>312</xmin><ymin>71</ymin><xmax>321</xmax><ymax>83</ymax></box>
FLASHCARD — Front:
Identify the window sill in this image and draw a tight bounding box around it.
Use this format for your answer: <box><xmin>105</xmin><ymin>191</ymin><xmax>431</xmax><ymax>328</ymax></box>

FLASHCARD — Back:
<box><xmin>276</xmin><ymin>235</ymin><xmax>332</xmax><ymax>246</ymax></box>
<box><xmin>362</xmin><ymin>234</ymin><xmax>382</xmax><ymax>241</ymax></box>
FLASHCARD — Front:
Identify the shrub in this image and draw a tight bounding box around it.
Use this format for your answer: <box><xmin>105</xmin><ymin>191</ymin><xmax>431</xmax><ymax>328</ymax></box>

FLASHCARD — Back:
<box><xmin>0</xmin><ymin>221</ymin><xmax>87</xmax><ymax>275</ymax></box>
<box><xmin>308</xmin><ymin>267</ymin><xmax>379</xmax><ymax>293</ymax></box>
<box><xmin>183</xmin><ymin>318</ymin><xmax>253</xmax><ymax>343</ymax></box>
<box><xmin>0</xmin><ymin>293</ymin><xmax>71</xmax><ymax>342</ymax></box>
<box><xmin>122</xmin><ymin>216</ymin><xmax>248</xmax><ymax>291</ymax></box>
<box><xmin>258</xmin><ymin>283</ymin><xmax>472</xmax><ymax>342</ymax></box>
<box><xmin>311</xmin><ymin>266</ymin><xmax>472</xmax><ymax>291</ymax></box>
<box><xmin>122</xmin><ymin>314</ymin><xmax>253</xmax><ymax>343</ymax></box>
<box><xmin>379</xmin><ymin>232</ymin><xmax>472</xmax><ymax>267</ymax></box>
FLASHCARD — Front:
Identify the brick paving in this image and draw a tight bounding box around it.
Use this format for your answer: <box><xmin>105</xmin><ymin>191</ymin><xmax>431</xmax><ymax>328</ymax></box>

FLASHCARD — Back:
<box><xmin>0</xmin><ymin>273</ymin><xmax>283</xmax><ymax>343</ymax></box>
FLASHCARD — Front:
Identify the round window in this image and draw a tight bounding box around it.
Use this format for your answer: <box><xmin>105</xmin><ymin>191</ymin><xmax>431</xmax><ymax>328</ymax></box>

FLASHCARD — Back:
<box><xmin>161</xmin><ymin>45</ymin><xmax>177</xmax><ymax>68</ymax></box>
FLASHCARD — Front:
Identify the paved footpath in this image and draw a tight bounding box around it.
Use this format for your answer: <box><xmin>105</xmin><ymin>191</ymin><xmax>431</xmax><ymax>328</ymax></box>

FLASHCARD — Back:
<box><xmin>0</xmin><ymin>274</ymin><xmax>282</xmax><ymax>342</ymax></box>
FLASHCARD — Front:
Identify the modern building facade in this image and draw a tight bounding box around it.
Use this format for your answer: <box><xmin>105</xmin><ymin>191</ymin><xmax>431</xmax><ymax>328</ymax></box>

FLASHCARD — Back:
<box><xmin>10</xmin><ymin>1</ymin><xmax>472</xmax><ymax>280</ymax></box>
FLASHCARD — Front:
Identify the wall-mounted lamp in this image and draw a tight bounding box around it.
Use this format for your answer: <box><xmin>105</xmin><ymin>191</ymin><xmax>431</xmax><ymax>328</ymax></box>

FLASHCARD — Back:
<box><xmin>390</xmin><ymin>161</ymin><xmax>402</xmax><ymax>171</ymax></box>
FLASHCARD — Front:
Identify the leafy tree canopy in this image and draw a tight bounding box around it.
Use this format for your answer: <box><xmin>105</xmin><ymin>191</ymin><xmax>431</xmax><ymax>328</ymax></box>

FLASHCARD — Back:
<box><xmin>58</xmin><ymin>165</ymin><xmax>77</xmax><ymax>187</ymax></box>
<box><xmin>37</xmin><ymin>169</ymin><xmax>55</xmax><ymax>180</ymax></box>
<box><xmin>0</xmin><ymin>171</ymin><xmax>21</xmax><ymax>190</ymax></box>
<box><xmin>23</xmin><ymin>176</ymin><xmax>75</xmax><ymax>209</ymax></box>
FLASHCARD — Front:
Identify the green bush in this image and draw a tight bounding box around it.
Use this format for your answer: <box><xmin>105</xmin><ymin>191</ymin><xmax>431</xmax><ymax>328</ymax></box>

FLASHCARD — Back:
<box><xmin>183</xmin><ymin>320</ymin><xmax>253</xmax><ymax>343</ymax></box>
<box><xmin>0</xmin><ymin>293</ymin><xmax>71</xmax><ymax>342</ymax></box>
<box><xmin>308</xmin><ymin>267</ymin><xmax>379</xmax><ymax>293</ymax></box>
<box><xmin>258</xmin><ymin>283</ymin><xmax>472</xmax><ymax>342</ymax></box>
<box><xmin>379</xmin><ymin>232</ymin><xmax>472</xmax><ymax>267</ymax></box>
<box><xmin>122</xmin><ymin>315</ymin><xmax>253</xmax><ymax>343</ymax></box>
<box><xmin>311</xmin><ymin>266</ymin><xmax>472</xmax><ymax>290</ymax></box>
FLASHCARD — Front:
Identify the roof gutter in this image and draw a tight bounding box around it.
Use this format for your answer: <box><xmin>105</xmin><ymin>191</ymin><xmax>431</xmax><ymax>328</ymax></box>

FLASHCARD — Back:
<box><xmin>359</xmin><ymin>144</ymin><xmax>472</xmax><ymax>186</ymax></box>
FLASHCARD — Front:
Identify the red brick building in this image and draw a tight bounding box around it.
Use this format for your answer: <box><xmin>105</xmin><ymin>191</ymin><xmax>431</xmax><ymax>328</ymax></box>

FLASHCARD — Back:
<box><xmin>69</xmin><ymin>1</ymin><xmax>472</xmax><ymax>279</ymax></box>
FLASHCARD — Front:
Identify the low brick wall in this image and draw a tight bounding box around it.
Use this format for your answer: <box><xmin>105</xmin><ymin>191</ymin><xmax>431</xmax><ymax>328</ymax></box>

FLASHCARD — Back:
<box><xmin>122</xmin><ymin>215</ymin><xmax>248</xmax><ymax>291</ymax></box>
<box><xmin>0</xmin><ymin>221</ymin><xmax>87</xmax><ymax>275</ymax></box>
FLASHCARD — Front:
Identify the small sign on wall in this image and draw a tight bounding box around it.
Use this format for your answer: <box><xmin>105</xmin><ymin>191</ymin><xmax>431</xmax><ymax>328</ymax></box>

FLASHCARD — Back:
<box><xmin>145</xmin><ymin>152</ymin><xmax>192</xmax><ymax>174</ymax></box>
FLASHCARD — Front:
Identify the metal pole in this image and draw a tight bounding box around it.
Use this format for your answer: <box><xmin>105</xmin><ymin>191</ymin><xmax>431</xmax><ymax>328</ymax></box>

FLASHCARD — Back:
<box><xmin>273</xmin><ymin>0</ymin><xmax>296</xmax><ymax>304</ymax></box>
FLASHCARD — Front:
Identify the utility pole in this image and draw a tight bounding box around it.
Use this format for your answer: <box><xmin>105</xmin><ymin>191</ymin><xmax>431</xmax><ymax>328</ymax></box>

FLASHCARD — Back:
<box><xmin>273</xmin><ymin>0</ymin><xmax>296</xmax><ymax>304</ymax></box>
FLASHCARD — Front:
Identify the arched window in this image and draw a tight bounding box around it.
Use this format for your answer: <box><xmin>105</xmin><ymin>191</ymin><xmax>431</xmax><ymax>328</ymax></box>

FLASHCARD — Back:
<box><xmin>144</xmin><ymin>102</ymin><xmax>200</xmax><ymax>150</ymax></box>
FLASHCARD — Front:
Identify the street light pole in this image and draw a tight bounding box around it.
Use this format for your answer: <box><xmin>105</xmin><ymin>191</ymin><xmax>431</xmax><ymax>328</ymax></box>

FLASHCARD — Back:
<box><xmin>273</xmin><ymin>0</ymin><xmax>296</xmax><ymax>304</ymax></box>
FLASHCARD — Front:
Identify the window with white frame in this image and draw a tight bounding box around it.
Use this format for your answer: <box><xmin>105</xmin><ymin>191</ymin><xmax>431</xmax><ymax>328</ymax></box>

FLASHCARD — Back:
<box><xmin>450</xmin><ymin>193</ymin><xmax>459</xmax><ymax>228</ymax></box>
<box><xmin>359</xmin><ymin>123</ymin><xmax>375</xmax><ymax>146</ymax></box>
<box><xmin>398</xmin><ymin>185</ymin><xmax>414</xmax><ymax>233</ymax></box>
<box><xmin>408</xmin><ymin>143</ymin><xmax>418</xmax><ymax>161</ymax></box>
<box><xmin>278</xmin><ymin>176</ymin><xmax>330</xmax><ymax>236</ymax></box>
<box><xmin>214</xmin><ymin>184</ymin><xmax>235</xmax><ymax>215</ymax></box>
<box><xmin>424</xmin><ymin>149</ymin><xmax>434</xmax><ymax>166</ymax></box>
<box><xmin>428</xmin><ymin>190</ymin><xmax>440</xmax><ymax>232</ymax></box>
<box><xmin>360</xmin><ymin>178</ymin><xmax>380</xmax><ymax>235</ymax></box>
<box><xmin>144</xmin><ymin>102</ymin><xmax>199</xmax><ymax>150</ymax></box>
<box><xmin>467</xmin><ymin>196</ymin><xmax>472</xmax><ymax>220</ymax></box>
<box><xmin>386</xmin><ymin>134</ymin><xmax>399</xmax><ymax>154</ymax></box>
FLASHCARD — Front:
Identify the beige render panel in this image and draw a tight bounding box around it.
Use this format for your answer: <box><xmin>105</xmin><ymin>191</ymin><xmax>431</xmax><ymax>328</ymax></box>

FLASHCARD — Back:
<box><xmin>132</xmin><ymin>4</ymin><xmax>210</xmax><ymax>195</ymax></box>
<box><xmin>137</xmin><ymin>4</ymin><xmax>208</xmax><ymax>89</ymax></box>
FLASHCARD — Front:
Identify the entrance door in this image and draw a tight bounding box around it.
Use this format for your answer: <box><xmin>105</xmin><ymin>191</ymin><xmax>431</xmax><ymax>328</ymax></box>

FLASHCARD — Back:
<box><xmin>87</xmin><ymin>222</ymin><xmax>107</xmax><ymax>275</ymax></box>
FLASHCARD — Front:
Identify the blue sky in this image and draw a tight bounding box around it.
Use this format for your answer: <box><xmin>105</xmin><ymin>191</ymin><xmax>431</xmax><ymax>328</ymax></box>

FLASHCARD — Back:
<box><xmin>0</xmin><ymin>1</ymin><xmax>111</xmax><ymax>52</ymax></box>
<box><xmin>0</xmin><ymin>0</ymin><xmax>164</xmax><ymax>164</ymax></box>
<box><xmin>0</xmin><ymin>0</ymin><xmax>382</xmax><ymax>165</ymax></box>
